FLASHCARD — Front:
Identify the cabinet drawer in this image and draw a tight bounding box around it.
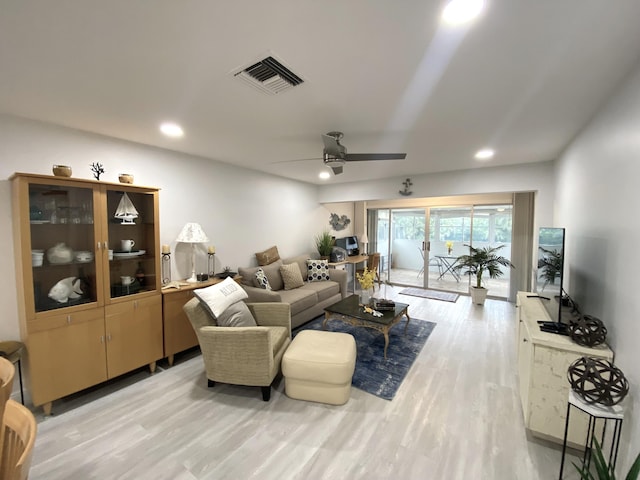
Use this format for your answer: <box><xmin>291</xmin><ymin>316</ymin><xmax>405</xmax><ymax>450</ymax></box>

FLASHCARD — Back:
<box><xmin>28</xmin><ymin>307</ymin><xmax>104</xmax><ymax>333</ymax></box>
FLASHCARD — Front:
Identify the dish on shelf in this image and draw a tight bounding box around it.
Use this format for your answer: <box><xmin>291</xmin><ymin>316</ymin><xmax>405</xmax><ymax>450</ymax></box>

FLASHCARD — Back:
<box><xmin>112</xmin><ymin>249</ymin><xmax>146</xmax><ymax>259</ymax></box>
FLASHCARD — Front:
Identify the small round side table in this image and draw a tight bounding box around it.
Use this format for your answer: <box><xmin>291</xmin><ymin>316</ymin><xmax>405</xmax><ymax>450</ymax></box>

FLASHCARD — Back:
<box><xmin>559</xmin><ymin>390</ymin><xmax>624</xmax><ymax>479</ymax></box>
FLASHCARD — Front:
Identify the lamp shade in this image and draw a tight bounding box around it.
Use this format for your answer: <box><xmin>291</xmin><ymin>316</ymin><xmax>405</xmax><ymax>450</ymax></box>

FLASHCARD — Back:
<box><xmin>176</xmin><ymin>223</ymin><xmax>209</xmax><ymax>243</ymax></box>
<box><xmin>360</xmin><ymin>233</ymin><xmax>369</xmax><ymax>244</ymax></box>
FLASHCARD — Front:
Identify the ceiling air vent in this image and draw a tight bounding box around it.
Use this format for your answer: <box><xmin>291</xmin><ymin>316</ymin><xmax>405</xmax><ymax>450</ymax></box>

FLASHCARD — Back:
<box><xmin>233</xmin><ymin>56</ymin><xmax>304</xmax><ymax>95</ymax></box>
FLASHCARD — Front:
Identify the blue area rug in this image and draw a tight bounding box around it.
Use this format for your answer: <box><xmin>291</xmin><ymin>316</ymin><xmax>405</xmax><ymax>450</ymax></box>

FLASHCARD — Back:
<box><xmin>294</xmin><ymin>316</ymin><xmax>436</xmax><ymax>400</ymax></box>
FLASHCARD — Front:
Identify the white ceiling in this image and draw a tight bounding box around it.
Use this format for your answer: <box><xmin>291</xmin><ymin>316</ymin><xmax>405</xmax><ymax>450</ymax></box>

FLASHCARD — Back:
<box><xmin>2</xmin><ymin>1</ymin><xmax>640</xmax><ymax>185</ymax></box>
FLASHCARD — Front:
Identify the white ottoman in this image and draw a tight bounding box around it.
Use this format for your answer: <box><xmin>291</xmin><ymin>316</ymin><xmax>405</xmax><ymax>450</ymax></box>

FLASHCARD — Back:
<box><xmin>282</xmin><ymin>330</ymin><xmax>356</xmax><ymax>405</ymax></box>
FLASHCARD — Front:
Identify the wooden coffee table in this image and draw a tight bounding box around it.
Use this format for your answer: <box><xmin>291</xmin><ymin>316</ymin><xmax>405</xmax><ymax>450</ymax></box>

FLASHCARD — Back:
<box><xmin>323</xmin><ymin>295</ymin><xmax>410</xmax><ymax>359</ymax></box>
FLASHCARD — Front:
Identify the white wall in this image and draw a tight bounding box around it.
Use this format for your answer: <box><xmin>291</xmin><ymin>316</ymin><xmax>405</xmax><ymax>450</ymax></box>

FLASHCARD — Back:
<box><xmin>555</xmin><ymin>63</ymin><xmax>640</xmax><ymax>470</ymax></box>
<box><xmin>319</xmin><ymin>161</ymin><xmax>556</xmax><ymax>233</ymax></box>
<box><xmin>0</xmin><ymin>114</ymin><xmax>328</xmax><ymax>339</ymax></box>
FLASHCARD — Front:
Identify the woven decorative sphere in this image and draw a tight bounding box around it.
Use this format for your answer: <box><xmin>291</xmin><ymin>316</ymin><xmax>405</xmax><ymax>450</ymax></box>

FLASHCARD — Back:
<box><xmin>567</xmin><ymin>357</ymin><xmax>629</xmax><ymax>406</ymax></box>
<box><xmin>568</xmin><ymin>315</ymin><xmax>607</xmax><ymax>347</ymax></box>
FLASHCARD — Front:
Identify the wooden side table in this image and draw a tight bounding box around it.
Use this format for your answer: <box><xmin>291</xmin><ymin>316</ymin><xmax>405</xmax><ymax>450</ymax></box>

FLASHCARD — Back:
<box><xmin>161</xmin><ymin>276</ymin><xmax>241</xmax><ymax>365</ymax></box>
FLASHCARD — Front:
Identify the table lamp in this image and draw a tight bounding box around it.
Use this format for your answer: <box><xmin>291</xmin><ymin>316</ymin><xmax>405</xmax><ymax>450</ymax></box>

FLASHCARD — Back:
<box><xmin>176</xmin><ymin>222</ymin><xmax>209</xmax><ymax>283</ymax></box>
<box><xmin>360</xmin><ymin>233</ymin><xmax>369</xmax><ymax>255</ymax></box>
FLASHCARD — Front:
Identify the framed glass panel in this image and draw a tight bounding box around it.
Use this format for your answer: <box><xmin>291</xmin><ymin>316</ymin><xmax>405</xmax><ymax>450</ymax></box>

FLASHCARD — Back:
<box><xmin>29</xmin><ymin>183</ymin><xmax>97</xmax><ymax>312</ymax></box>
<box><xmin>106</xmin><ymin>188</ymin><xmax>157</xmax><ymax>299</ymax></box>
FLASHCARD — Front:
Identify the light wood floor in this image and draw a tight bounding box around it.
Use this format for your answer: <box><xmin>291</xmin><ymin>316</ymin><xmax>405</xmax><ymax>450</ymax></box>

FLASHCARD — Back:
<box><xmin>28</xmin><ymin>287</ymin><xmax>581</xmax><ymax>480</ymax></box>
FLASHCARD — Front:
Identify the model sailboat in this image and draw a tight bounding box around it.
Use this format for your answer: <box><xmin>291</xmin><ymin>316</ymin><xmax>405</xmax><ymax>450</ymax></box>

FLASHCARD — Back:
<box><xmin>114</xmin><ymin>192</ymin><xmax>139</xmax><ymax>225</ymax></box>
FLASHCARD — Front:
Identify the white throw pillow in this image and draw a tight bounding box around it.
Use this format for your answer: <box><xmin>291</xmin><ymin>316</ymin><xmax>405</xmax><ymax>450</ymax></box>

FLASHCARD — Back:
<box><xmin>194</xmin><ymin>276</ymin><xmax>248</xmax><ymax>318</ymax></box>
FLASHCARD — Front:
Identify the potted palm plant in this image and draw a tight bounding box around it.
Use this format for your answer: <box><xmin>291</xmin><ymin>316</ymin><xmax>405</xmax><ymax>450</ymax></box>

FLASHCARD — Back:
<box><xmin>454</xmin><ymin>244</ymin><xmax>514</xmax><ymax>305</ymax></box>
<box><xmin>315</xmin><ymin>230</ymin><xmax>334</xmax><ymax>260</ymax></box>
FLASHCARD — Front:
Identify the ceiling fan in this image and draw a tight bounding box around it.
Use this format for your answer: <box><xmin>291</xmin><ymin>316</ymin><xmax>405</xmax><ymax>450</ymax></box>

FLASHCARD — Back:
<box><xmin>275</xmin><ymin>131</ymin><xmax>407</xmax><ymax>175</ymax></box>
<box><xmin>320</xmin><ymin>131</ymin><xmax>406</xmax><ymax>175</ymax></box>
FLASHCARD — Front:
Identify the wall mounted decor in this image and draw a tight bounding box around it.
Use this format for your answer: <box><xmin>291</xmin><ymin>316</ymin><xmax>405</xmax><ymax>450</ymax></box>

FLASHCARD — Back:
<box><xmin>329</xmin><ymin>213</ymin><xmax>350</xmax><ymax>231</ymax></box>
<box><xmin>399</xmin><ymin>178</ymin><xmax>413</xmax><ymax>196</ymax></box>
<box><xmin>567</xmin><ymin>356</ymin><xmax>629</xmax><ymax>406</ymax></box>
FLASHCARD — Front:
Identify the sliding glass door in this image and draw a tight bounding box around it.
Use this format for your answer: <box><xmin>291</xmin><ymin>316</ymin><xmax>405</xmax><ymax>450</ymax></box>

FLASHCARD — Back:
<box><xmin>369</xmin><ymin>203</ymin><xmax>513</xmax><ymax>298</ymax></box>
<box><xmin>428</xmin><ymin>207</ymin><xmax>472</xmax><ymax>293</ymax></box>
<box><xmin>389</xmin><ymin>209</ymin><xmax>427</xmax><ymax>287</ymax></box>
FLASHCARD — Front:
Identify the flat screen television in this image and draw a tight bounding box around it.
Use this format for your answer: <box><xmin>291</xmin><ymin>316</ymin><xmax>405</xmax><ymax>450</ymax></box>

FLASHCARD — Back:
<box><xmin>536</xmin><ymin>227</ymin><xmax>568</xmax><ymax>334</ymax></box>
<box><xmin>335</xmin><ymin>236</ymin><xmax>359</xmax><ymax>256</ymax></box>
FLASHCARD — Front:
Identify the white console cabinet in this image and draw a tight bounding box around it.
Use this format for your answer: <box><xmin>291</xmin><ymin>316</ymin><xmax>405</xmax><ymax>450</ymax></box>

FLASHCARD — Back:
<box><xmin>516</xmin><ymin>292</ymin><xmax>613</xmax><ymax>446</ymax></box>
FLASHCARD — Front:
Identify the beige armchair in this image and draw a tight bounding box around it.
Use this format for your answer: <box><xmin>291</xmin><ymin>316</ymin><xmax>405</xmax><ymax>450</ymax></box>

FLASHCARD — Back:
<box><xmin>183</xmin><ymin>299</ymin><xmax>291</xmax><ymax>401</ymax></box>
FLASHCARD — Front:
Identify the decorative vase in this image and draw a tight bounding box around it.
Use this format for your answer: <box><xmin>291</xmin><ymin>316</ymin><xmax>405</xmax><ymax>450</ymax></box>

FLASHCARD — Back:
<box><xmin>448</xmin><ymin>248</ymin><xmax>452</xmax><ymax>255</ymax></box>
<box><xmin>52</xmin><ymin>165</ymin><xmax>72</xmax><ymax>177</ymax></box>
<box><xmin>46</xmin><ymin>242</ymin><xmax>74</xmax><ymax>264</ymax></box>
<box><xmin>360</xmin><ymin>287</ymin><xmax>372</xmax><ymax>305</ymax></box>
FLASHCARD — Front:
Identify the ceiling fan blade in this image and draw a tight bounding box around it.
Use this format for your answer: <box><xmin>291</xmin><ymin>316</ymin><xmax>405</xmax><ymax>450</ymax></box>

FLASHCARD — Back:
<box><xmin>344</xmin><ymin>153</ymin><xmax>407</xmax><ymax>161</ymax></box>
<box><xmin>331</xmin><ymin>166</ymin><xmax>343</xmax><ymax>175</ymax></box>
<box><xmin>271</xmin><ymin>157</ymin><xmax>322</xmax><ymax>164</ymax></box>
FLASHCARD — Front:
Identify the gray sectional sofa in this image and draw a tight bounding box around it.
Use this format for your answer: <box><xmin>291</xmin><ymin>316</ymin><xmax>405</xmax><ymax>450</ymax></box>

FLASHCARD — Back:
<box><xmin>238</xmin><ymin>253</ymin><xmax>347</xmax><ymax>329</ymax></box>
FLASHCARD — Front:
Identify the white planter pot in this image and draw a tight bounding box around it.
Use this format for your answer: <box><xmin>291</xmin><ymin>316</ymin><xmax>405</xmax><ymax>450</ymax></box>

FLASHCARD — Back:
<box><xmin>469</xmin><ymin>286</ymin><xmax>488</xmax><ymax>305</ymax></box>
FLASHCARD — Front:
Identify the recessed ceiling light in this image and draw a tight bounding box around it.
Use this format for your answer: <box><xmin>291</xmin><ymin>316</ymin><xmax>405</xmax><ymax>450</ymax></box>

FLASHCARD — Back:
<box><xmin>442</xmin><ymin>0</ymin><xmax>485</xmax><ymax>25</ymax></box>
<box><xmin>319</xmin><ymin>171</ymin><xmax>331</xmax><ymax>180</ymax></box>
<box><xmin>474</xmin><ymin>148</ymin><xmax>495</xmax><ymax>160</ymax></box>
<box><xmin>159</xmin><ymin>122</ymin><xmax>184</xmax><ymax>138</ymax></box>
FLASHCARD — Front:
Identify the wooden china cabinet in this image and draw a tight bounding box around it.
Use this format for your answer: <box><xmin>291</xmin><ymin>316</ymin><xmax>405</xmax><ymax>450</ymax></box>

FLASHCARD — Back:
<box><xmin>11</xmin><ymin>173</ymin><xmax>163</xmax><ymax>414</ymax></box>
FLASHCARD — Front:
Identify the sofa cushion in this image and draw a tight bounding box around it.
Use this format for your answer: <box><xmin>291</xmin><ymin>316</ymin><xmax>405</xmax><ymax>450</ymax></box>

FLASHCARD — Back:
<box><xmin>193</xmin><ymin>276</ymin><xmax>248</xmax><ymax>318</ymax></box>
<box><xmin>262</xmin><ymin>259</ymin><xmax>284</xmax><ymax>291</ymax></box>
<box><xmin>215</xmin><ymin>301</ymin><xmax>257</xmax><ymax>327</ymax></box>
<box><xmin>306</xmin><ymin>259</ymin><xmax>330</xmax><ymax>282</ymax></box>
<box><xmin>280</xmin><ymin>262</ymin><xmax>305</xmax><ymax>290</ymax></box>
<box><xmin>238</xmin><ymin>259</ymin><xmax>283</xmax><ymax>290</ymax></box>
<box><xmin>237</xmin><ymin>266</ymin><xmax>260</xmax><ymax>287</ymax></box>
<box><xmin>300</xmin><ymin>280</ymin><xmax>340</xmax><ymax>303</ymax></box>
<box><xmin>278</xmin><ymin>288</ymin><xmax>318</xmax><ymax>316</ymax></box>
<box><xmin>283</xmin><ymin>254</ymin><xmax>311</xmax><ymax>282</ymax></box>
<box><xmin>254</xmin><ymin>267</ymin><xmax>272</xmax><ymax>290</ymax></box>
<box><xmin>255</xmin><ymin>245</ymin><xmax>280</xmax><ymax>266</ymax></box>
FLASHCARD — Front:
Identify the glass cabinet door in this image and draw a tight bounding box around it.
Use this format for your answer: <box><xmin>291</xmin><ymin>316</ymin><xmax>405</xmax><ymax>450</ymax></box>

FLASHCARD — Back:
<box><xmin>105</xmin><ymin>188</ymin><xmax>158</xmax><ymax>300</ymax></box>
<box><xmin>28</xmin><ymin>183</ymin><xmax>99</xmax><ymax>312</ymax></box>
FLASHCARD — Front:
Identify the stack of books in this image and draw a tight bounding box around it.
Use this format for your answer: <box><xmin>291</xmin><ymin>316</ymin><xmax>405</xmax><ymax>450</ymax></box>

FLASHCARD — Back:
<box><xmin>373</xmin><ymin>299</ymin><xmax>396</xmax><ymax>311</ymax></box>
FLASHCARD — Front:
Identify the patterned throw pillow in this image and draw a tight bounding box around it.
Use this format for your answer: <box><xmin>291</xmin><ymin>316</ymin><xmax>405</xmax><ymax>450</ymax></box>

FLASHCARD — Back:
<box><xmin>254</xmin><ymin>267</ymin><xmax>272</xmax><ymax>290</ymax></box>
<box><xmin>306</xmin><ymin>259</ymin><xmax>330</xmax><ymax>282</ymax></box>
<box><xmin>280</xmin><ymin>262</ymin><xmax>305</xmax><ymax>290</ymax></box>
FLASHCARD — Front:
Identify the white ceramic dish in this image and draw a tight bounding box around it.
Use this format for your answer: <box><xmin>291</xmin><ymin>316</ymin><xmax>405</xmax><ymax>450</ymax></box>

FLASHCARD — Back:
<box><xmin>75</xmin><ymin>251</ymin><xmax>94</xmax><ymax>263</ymax></box>
<box><xmin>112</xmin><ymin>249</ymin><xmax>146</xmax><ymax>259</ymax></box>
